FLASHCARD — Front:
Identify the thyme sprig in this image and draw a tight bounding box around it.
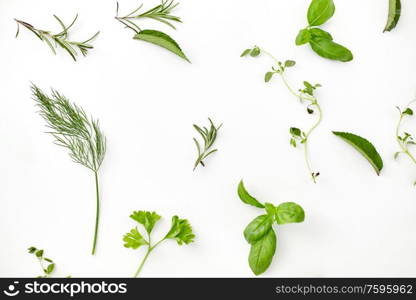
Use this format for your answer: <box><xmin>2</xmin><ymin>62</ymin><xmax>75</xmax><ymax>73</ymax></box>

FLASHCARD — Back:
<box><xmin>31</xmin><ymin>85</ymin><xmax>106</xmax><ymax>255</ymax></box>
<box><xmin>15</xmin><ymin>15</ymin><xmax>99</xmax><ymax>61</ymax></box>
<box><xmin>28</xmin><ymin>247</ymin><xmax>56</xmax><ymax>278</ymax></box>
<box><xmin>242</xmin><ymin>46</ymin><xmax>323</xmax><ymax>183</ymax></box>
<box><xmin>193</xmin><ymin>118</ymin><xmax>222</xmax><ymax>171</ymax></box>
<box><xmin>115</xmin><ymin>0</ymin><xmax>181</xmax><ymax>33</ymax></box>
<box><xmin>395</xmin><ymin>100</ymin><xmax>416</xmax><ymax>183</ymax></box>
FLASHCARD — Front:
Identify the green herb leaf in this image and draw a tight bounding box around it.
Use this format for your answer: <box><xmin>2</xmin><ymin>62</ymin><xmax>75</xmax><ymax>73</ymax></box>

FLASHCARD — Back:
<box><xmin>307</xmin><ymin>0</ymin><xmax>335</xmax><ymax>26</ymax></box>
<box><xmin>333</xmin><ymin>131</ymin><xmax>384</xmax><ymax>175</ymax></box>
<box><xmin>275</xmin><ymin>202</ymin><xmax>305</xmax><ymax>225</ymax></box>
<box><xmin>134</xmin><ymin>29</ymin><xmax>190</xmax><ymax>63</ymax></box>
<box><xmin>250</xmin><ymin>46</ymin><xmax>261</xmax><ymax>57</ymax></box>
<box><xmin>165</xmin><ymin>216</ymin><xmax>195</xmax><ymax>245</ymax></box>
<box><xmin>265</xmin><ymin>72</ymin><xmax>274</xmax><ymax>82</ymax></box>
<box><xmin>130</xmin><ymin>211</ymin><xmax>161</xmax><ymax>234</ymax></box>
<box><xmin>241</xmin><ymin>48</ymin><xmax>251</xmax><ymax>57</ymax></box>
<box><xmin>264</xmin><ymin>202</ymin><xmax>276</xmax><ymax>218</ymax></box>
<box><xmin>384</xmin><ymin>0</ymin><xmax>401</xmax><ymax>32</ymax></box>
<box><xmin>123</xmin><ymin>228</ymin><xmax>148</xmax><ymax>249</ymax></box>
<box><xmin>308</xmin><ymin>28</ymin><xmax>333</xmax><ymax>40</ymax></box>
<box><xmin>248</xmin><ymin>229</ymin><xmax>276</xmax><ymax>275</ymax></box>
<box><xmin>244</xmin><ymin>215</ymin><xmax>274</xmax><ymax>244</ymax></box>
<box><xmin>237</xmin><ymin>180</ymin><xmax>264</xmax><ymax>208</ymax></box>
<box><xmin>46</xmin><ymin>264</ymin><xmax>55</xmax><ymax>274</ymax></box>
<box><xmin>403</xmin><ymin>108</ymin><xmax>413</xmax><ymax>116</ymax></box>
<box><xmin>284</xmin><ymin>60</ymin><xmax>296</xmax><ymax>68</ymax></box>
<box><xmin>295</xmin><ymin>29</ymin><xmax>311</xmax><ymax>45</ymax></box>
<box><xmin>309</xmin><ymin>37</ymin><xmax>353</xmax><ymax>62</ymax></box>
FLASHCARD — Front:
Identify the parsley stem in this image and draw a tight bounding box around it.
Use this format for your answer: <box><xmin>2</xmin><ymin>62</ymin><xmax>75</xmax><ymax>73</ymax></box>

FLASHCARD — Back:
<box><xmin>134</xmin><ymin>238</ymin><xmax>166</xmax><ymax>277</ymax></box>
<box><xmin>91</xmin><ymin>171</ymin><xmax>100</xmax><ymax>255</ymax></box>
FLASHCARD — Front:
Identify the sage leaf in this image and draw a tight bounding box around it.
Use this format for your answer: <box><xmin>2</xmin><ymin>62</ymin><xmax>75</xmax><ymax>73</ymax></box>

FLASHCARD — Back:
<box><xmin>238</xmin><ymin>180</ymin><xmax>264</xmax><ymax>208</ymax></box>
<box><xmin>309</xmin><ymin>37</ymin><xmax>353</xmax><ymax>62</ymax></box>
<box><xmin>295</xmin><ymin>29</ymin><xmax>311</xmax><ymax>45</ymax></box>
<box><xmin>333</xmin><ymin>131</ymin><xmax>384</xmax><ymax>175</ymax></box>
<box><xmin>244</xmin><ymin>215</ymin><xmax>274</xmax><ymax>244</ymax></box>
<box><xmin>384</xmin><ymin>0</ymin><xmax>401</xmax><ymax>32</ymax></box>
<box><xmin>134</xmin><ymin>29</ymin><xmax>190</xmax><ymax>63</ymax></box>
<box><xmin>309</xmin><ymin>28</ymin><xmax>333</xmax><ymax>40</ymax></box>
<box><xmin>248</xmin><ymin>229</ymin><xmax>276</xmax><ymax>275</ymax></box>
<box><xmin>275</xmin><ymin>202</ymin><xmax>305</xmax><ymax>225</ymax></box>
<box><xmin>307</xmin><ymin>0</ymin><xmax>335</xmax><ymax>26</ymax></box>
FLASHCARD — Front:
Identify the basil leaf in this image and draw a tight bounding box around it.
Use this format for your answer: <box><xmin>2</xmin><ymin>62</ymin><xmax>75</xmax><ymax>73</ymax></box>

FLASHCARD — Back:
<box><xmin>307</xmin><ymin>0</ymin><xmax>335</xmax><ymax>26</ymax></box>
<box><xmin>333</xmin><ymin>131</ymin><xmax>384</xmax><ymax>175</ymax></box>
<box><xmin>295</xmin><ymin>29</ymin><xmax>311</xmax><ymax>46</ymax></box>
<box><xmin>384</xmin><ymin>0</ymin><xmax>401</xmax><ymax>32</ymax></box>
<box><xmin>244</xmin><ymin>215</ymin><xmax>274</xmax><ymax>244</ymax></box>
<box><xmin>238</xmin><ymin>180</ymin><xmax>264</xmax><ymax>208</ymax></box>
<box><xmin>275</xmin><ymin>202</ymin><xmax>305</xmax><ymax>225</ymax></box>
<box><xmin>309</xmin><ymin>37</ymin><xmax>353</xmax><ymax>62</ymax></box>
<box><xmin>134</xmin><ymin>29</ymin><xmax>190</xmax><ymax>63</ymax></box>
<box><xmin>264</xmin><ymin>202</ymin><xmax>276</xmax><ymax>218</ymax></box>
<box><xmin>309</xmin><ymin>28</ymin><xmax>333</xmax><ymax>40</ymax></box>
<box><xmin>248</xmin><ymin>229</ymin><xmax>276</xmax><ymax>275</ymax></box>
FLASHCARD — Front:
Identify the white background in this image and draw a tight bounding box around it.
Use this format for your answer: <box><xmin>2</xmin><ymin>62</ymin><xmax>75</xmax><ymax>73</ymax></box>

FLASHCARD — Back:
<box><xmin>1</xmin><ymin>0</ymin><xmax>416</xmax><ymax>277</ymax></box>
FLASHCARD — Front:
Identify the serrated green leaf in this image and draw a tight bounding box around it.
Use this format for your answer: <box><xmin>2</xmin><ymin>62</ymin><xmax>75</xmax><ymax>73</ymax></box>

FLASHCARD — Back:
<box><xmin>123</xmin><ymin>227</ymin><xmax>148</xmax><ymax>249</ymax></box>
<box><xmin>248</xmin><ymin>229</ymin><xmax>276</xmax><ymax>276</ymax></box>
<box><xmin>309</xmin><ymin>37</ymin><xmax>353</xmax><ymax>62</ymax></box>
<box><xmin>333</xmin><ymin>131</ymin><xmax>383</xmax><ymax>175</ymax></box>
<box><xmin>237</xmin><ymin>180</ymin><xmax>264</xmax><ymax>208</ymax></box>
<box><xmin>275</xmin><ymin>202</ymin><xmax>305</xmax><ymax>225</ymax></box>
<box><xmin>165</xmin><ymin>216</ymin><xmax>195</xmax><ymax>245</ymax></box>
<box><xmin>244</xmin><ymin>215</ymin><xmax>274</xmax><ymax>244</ymax></box>
<box><xmin>130</xmin><ymin>211</ymin><xmax>161</xmax><ymax>234</ymax></box>
<box><xmin>134</xmin><ymin>29</ymin><xmax>190</xmax><ymax>63</ymax></box>
<box><xmin>307</xmin><ymin>0</ymin><xmax>335</xmax><ymax>26</ymax></box>
<box><xmin>295</xmin><ymin>29</ymin><xmax>311</xmax><ymax>46</ymax></box>
<box><xmin>384</xmin><ymin>0</ymin><xmax>401</xmax><ymax>32</ymax></box>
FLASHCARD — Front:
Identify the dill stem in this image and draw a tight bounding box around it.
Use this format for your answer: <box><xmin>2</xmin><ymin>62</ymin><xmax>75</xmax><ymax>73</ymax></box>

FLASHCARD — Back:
<box><xmin>91</xmin><ymin>171</ymin><xmax>100</xmax><ymax>255</ymax></box>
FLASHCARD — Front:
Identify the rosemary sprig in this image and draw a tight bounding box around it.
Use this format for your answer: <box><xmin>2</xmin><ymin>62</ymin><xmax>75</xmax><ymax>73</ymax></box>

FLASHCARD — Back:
<box><xmin>28</xmin><ymin>247</ymin><xmax>55</xmax><ymax>278</ymax></box>
<box><xmin>116</xmin><ymin>0</ymin><xmax>182</xmax><ymax>33</ymax></box>
<box><xmin>31</xmin><ymin>85</ymin><xmax>106</xmax><ymax>255</ymax></box>
<box><xmin>242</xmin><ymin>46</ymin><xmax>322</xmax><ymax>183</ymax></box>
<box><xmin>395</xmin><ymin>100</ymin><xmax>416</xmax><ymax>184</ymax></box>
<box><xmin>15</xmin><ymin>15</ymin><xmax>99</xmax><ymax>61</ymax></box>
<box><xmin>115</xmin><ymin>0</ymin><xmax>181</xmax><ymax>33</ymax></box>
<box><xmin>193</xmin><ymin>118</ymin><xmax>222</xmax><ymax>171</ymax></box>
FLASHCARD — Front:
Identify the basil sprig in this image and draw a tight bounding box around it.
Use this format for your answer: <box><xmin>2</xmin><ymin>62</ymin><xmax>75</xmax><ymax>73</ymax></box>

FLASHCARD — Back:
<box><xmin>238</xmin><ymin>180</ymin><xmax>305</xmax><ymax>275</ymax></box>
<box><xmin>296</xmin><ymin>0</ymin><xmax>353</xmax><ymax>62</ymax></box>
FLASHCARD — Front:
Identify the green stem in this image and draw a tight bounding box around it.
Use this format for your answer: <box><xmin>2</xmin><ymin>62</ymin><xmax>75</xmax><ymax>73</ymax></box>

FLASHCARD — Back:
<box><xmin>396</xmin><ymin>110</ymin><xmax>416</xmax><ymax>164</ymax></box>
<box><xmin>91</xmin><ymin>171</ymin><xmax>100</xmax><ymax>255</ymax></box>
<box><xmin>260</xmin><ymin>48</ymin><xmax>321</xmax><ymax>183</ymax></box>
<box><xmin>134</xmin><ymin>238</ymin><xmax>165</xmax><ymax>277</ymax></box>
